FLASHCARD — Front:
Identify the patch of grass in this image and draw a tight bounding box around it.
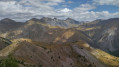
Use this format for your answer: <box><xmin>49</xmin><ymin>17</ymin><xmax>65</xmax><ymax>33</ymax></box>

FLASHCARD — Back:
<box><xmin>93</xmin><ymin>49</ymin><xmax>119</xmax><ymax>67</ymax></box>
<box><xmin>0</xmin><ymin>56</ymin><xmax>19</xmax><ymax>67</ymax></box>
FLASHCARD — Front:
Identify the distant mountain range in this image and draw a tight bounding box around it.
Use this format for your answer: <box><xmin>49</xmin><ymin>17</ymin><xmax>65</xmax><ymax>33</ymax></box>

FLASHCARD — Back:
<box><xmin>0</xmin><ymin>17</ymin><xmax>119</xmax><ymax>67</ymax></box>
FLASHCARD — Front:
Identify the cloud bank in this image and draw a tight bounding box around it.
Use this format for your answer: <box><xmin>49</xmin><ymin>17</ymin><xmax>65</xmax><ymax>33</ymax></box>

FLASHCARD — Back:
<box><xmin>0</xmin><ymin>0</ymin><xmax>119</xmax><ymax>21</ymax></box>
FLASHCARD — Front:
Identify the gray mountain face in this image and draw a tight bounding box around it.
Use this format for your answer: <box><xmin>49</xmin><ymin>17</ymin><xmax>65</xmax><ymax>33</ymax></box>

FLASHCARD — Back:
<box><xmin>0</xmin><ymin>18</ymin><xmax>24</xmax><ymax>34</ymax></box>
<box><xmin>80</xmin><ymin>18</ymin><xmax>119</xmax><ymax>53</ymax></box>
<box><xmin>0</xmin><ymin>18</ymin><xmax>89</xmax><ymax>44</ymax></box>
<box><xmin>39</xmin><ymin>17</ymin><xmax>83</xmax><ymax>28</ymax></box>
<box><xmin>0</xmin><ymin>17</ymin><xmax>119</xmax><ymax>54</ymax></box>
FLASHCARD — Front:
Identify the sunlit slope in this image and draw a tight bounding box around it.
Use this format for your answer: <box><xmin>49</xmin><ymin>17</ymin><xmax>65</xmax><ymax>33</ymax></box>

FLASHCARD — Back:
<box><xmin>0</xmin><ymin>38</ymin><xmax>32</xmax><ymax>56</ymax></box>
<box><xmin>1</xmin><ymin>38</ymin><xmax>119</xmax><ymax>67</ymax></box>
<box><xmin>0</xmin><ymin>39</ymin><xmax>96</xmax><ymax>67</ymax></box>
<box><xmin>72</xmin><ymin>41</ymin><xmax>106</xmax><ymax>67</ymax></box>
<box><xmin>92</xmin><ymin>49</ymin><xmax>119</xmax><ymax>67</ymax></box>
<box><xmin>73</xmin><ymin>41</ymin><xmax>119</xmax><ymax>67</ymax></box>
<box><xmin>2</xmin><ymin>20</ymin><xmax>91</xmax><ymax>44</ymax></box>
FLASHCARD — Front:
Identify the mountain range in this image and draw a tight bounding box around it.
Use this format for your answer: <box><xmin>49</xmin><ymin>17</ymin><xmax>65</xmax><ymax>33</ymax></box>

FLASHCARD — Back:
<box><xmin>0</xmin><ymin>17</ymin><xmax>119</xmax><ymax>67</ymax></box>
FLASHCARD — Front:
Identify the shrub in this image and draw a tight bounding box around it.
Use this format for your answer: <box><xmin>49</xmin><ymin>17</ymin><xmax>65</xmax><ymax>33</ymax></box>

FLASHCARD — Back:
<box><xmin>0</xmin><ymin>56</ymin><xmax>19</xmax><ymax>67</ymax></box>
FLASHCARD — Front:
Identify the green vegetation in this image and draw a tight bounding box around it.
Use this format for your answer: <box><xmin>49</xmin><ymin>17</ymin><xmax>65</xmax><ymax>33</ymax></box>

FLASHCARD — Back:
<box><xmin>38</xmin><ymin>64</ymin><xmax>42</xmax><ymax>67</ymax></box>
<box><xmin>0</xmin><ymin>37</ymin><xmax>12</xmax><ymax>45</ymax></box>
<box><xmin>0</xmin><ymin>56</ymin><xmax>19</xmax><ymax>67</ymax></box>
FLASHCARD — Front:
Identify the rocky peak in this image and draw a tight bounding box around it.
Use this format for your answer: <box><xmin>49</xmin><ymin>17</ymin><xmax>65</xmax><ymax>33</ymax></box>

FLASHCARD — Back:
<box><xmin>30</xmin><ymin>18</ymin><xmax>39</xmax><ymax>21</ymax></box>
<box><xmin>65</xmin><ymin>18</ymin><xmax>80</xmax><ymax>24</ymax></box>
<box><xmin>25</xmin><ymin>18</ymin><xmax>41</xmax><ymax>25</ymax></box>
<box><xmin>66</xmin><ymin>18</ymin><xmax>74</xmax><ymax>21</ymax></box>
<box><xmin>28</xmin><ymin>18</ymin><xmax>40</xmax><ymax>22</ymax></box>
<box><xmin>41</xmin><ymin>17</ymin><xmax>53</xmax><ymax>21</ymax></box>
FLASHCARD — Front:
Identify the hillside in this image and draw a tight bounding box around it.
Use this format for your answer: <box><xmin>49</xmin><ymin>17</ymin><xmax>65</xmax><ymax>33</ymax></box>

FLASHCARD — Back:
<box><xmin>77</xmin><ymin>18</ymin><xmax>119</xmax><ymax>53</ymax></box>
<box><xmin>1</xmin><ymin>38</ymin><xmax>119</xmax><ymax>67</ymax></box>
<box><xmin>1</xmin><ymin>19</ymin><xmax>91</xmax><ymax>44</ymax></box>
<box><xmin>0</xmin><ymin>18</ymin><xmax>119</xmax><ymax>67</ymax></box>
<box><xmin>0</xmin><ymin>37</ymin><xmax>11</xmax><ymax>50</ymax></box>
<box><xmin>0</xmin><ymin>39</ymin><xmax>97</xmax><ymax>67</ymax></box>
<box><xmin>0</xmin><ymin>18</ymin><xmax>24</xmax><ymax>34</ymax></box>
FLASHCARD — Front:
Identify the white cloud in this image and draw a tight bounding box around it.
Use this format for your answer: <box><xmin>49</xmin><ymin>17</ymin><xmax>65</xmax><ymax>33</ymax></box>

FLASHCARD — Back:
<box><xmin>94</xmin><ymin>0</ymin><xmax>119</xmax><ymax>6</ymax></box>
<box><xmin>0</xmin><ymin>0</ymin><xmax>15</xmax><ymax>1</ymax></box>
<box><xmin>73</xmin><ymin>4</ymin><xmax>96</xmax><ymax>12</ymax></box>
<box><xmin>61</xmin><ymin>4</ymin><xmax>119</xmax><ymax>21</ymax></box>
<box><xmin>0</xmin><ymin>1</ymin><xmax>30</xmax><ymax>14</ymax></box>
<box><xmin>67</xmin><ymin>1</ymin><xmax>73</xmax><ymax>4</ymax></box>
<box><xmin>19</xmin><ymin>0</ymin><xmax>64</xmax><ymax>7</ymax></box>
<box><xmin>60</xmin><ymin>8</ymin><xmax>72</xmax><ymax>13</ymax></box>
<box><xmin>0</xmin><ymin>0</ymin><xmax>119</xmax><ymax>21</ymax></box>
<box><xmin>47</xmin><ymin>0</ymin><xmax>64</xmax><ymax>3</ymax></box>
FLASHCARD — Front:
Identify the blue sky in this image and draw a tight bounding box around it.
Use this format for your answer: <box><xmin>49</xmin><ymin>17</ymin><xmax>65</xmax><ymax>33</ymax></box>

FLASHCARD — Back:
<box><xmin>0</xmin><ymin>0</ymin><xmax>119</xmax><ymax>21</ymax></box>
<box><xmin>91</xmin><ymin>5</ymin><xmax>119</xmax><ymax>13</ymax></box>
<box><xmin>58</xmin><ymin>0</ymin><xmax>119</xmax><ymax>13</ymax></box>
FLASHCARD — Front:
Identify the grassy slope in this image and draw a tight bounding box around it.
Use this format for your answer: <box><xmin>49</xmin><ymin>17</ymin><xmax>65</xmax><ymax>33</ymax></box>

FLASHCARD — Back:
<box><xmin>73</xmin><ymin>41</ymin><xmax>119</xmax><ymax>67</ymax></box>
<box><xmin>0</xmin><ymin>38</ymin><xmax>97</xmax><ymax>67</ymax></box>
<box><xmin>92</xmin><ymin>49</ymin><xmax>119</xmax><ymax>67</ymax></box>
<box><xmin>1</xmin><ymin>38</ymin><xmax>119</xmax><ymax>67</ymax></box>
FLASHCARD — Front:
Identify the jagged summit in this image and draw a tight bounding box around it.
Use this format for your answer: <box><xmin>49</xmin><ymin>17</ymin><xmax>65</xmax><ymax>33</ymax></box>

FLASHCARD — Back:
<box><xmin>66</xmin><ymin>18</ymin><xmax>74</xmax><ymax>20</ymax></box>
<box><xmin>30</xmin><ymin>18</ymin><xmax>40</xmax><ymax>21</ymax></box>
<box><xmin>26</xmin><ymin>18</ymin><xmax>41</xmax><ymax>23</ymax></box>
<box><xmin>41</xmin><ymin>17</ymin><xmax>53</xmax><ymax>20</ymax></box>
<box><xmin>25</xmin><ymin>17</ymin><xmax>82</xmax><ymax>28</ymax></box>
